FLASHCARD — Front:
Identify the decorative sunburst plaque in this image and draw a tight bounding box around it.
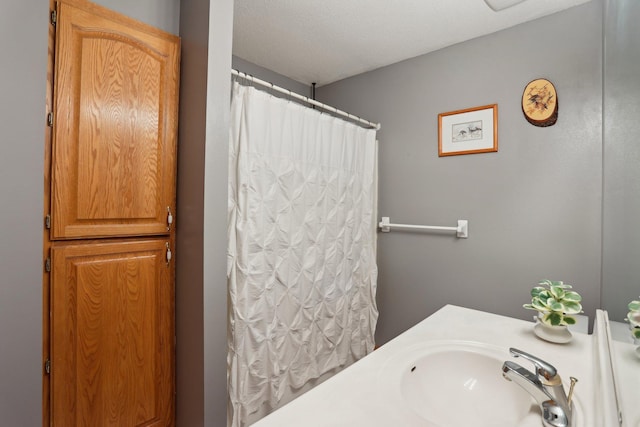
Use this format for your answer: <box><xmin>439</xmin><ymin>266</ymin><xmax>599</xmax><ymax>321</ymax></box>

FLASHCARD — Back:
<box><xmin>522</xmin><ymin>78</ymin><xmax>558</xmax><ymax>127</ymax></box>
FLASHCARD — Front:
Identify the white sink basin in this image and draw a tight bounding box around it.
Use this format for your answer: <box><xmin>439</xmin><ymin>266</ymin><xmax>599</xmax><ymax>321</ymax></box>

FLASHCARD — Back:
<box><xmin>252</xmin><ymin>306</ymin><xmax>596</xmax><ymax>427</ymax></box>
<box><xmin>379</xmin><ymin>341</ymin><xmax>583</xmax><ymax>427</ymax></box>
<box><xmin>401</xmin><ymin>344</ymin><xmax>533</xmax><ymax>426</ymax></box>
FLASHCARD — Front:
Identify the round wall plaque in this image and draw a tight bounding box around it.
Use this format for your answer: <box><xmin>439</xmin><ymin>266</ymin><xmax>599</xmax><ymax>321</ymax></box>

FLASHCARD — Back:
<box><xmin>522</xmin><ymin>78</ymin><xmax>558</xmax><ymax>127</ymax></box>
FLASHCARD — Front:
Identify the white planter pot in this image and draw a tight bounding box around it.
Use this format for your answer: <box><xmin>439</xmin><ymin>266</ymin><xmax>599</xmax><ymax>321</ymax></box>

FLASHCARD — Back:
<box><xmin>533</xmin><ymin>316</ymin><xmax>572</xmax><ymax>344</ymax></box>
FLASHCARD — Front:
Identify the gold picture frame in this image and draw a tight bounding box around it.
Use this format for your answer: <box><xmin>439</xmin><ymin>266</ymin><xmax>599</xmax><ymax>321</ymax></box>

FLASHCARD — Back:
<box><xmin>438</xmin><ymin>104</ymin><xmax>498</xmax><ymax>157</ymax></box>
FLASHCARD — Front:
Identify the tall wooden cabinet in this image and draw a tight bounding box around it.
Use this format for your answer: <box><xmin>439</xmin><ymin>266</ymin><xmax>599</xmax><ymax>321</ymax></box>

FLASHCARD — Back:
<box><xmin>44</xmin><ymin>2</ymin><xmax>179</xmax><ymax>425</ymax></box>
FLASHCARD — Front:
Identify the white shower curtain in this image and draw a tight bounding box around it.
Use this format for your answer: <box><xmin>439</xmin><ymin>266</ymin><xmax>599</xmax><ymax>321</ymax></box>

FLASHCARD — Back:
<box><xmin>227</xmin><ymin>81</ymin><xmax>379</xmax><ymax>427</ymax></box>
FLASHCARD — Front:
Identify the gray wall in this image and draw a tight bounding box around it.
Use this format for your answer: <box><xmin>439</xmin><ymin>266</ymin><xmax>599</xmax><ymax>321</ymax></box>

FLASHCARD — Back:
<box><xmin>176</xmin><ymin>0</ymin><xmax>207</xmax><ymax>424</ymax></box>
<box><xmin>93</xmin><ymin>0</ymin><xmax>180</xmax><ymax>34</ymax></box>
<box><xmin>319</xmin><ymin>1</ymin><xmax>604</xmax><ymax>344</ymax></box>
<box><xmin>2</xmin><ymin>0</ymin><xmax>630</xmax><ymax>424</ymax></box>
<box><xmin>0</xmin><ymin>1</ymin><xmax>48</xmax><ymax>424</ymax></box>
<box><xmin>176</xmin><ymin>1</ymin><xmax>207</xmax><ymax>423</ymax></box>
<box><xmin>203</xmin><ymin>0</ymin><xmax>234</xmax><ymax>425</ymax></box>
<box><xmin>177</xmin><ymin>0</ymin><xmax>233</xmax><ymax>426</ymax></box>
<box><xmin>0</xmin><ymin>1</ymin><xmax>233</xmax><ymax>425</ymax></box>
<box><xmin>233</xmin><ymin>55</ymin><xmax>310</xmax><ymax>95</ymax></box>
<box><xmin>602</xmin><ymin>0</ymin><xmax>640</xmax><ymax>321</ymax></box>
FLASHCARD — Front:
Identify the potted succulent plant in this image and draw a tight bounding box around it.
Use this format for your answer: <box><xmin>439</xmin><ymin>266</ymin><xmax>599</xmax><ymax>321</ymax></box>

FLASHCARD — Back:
<box><xmin>523</xmin><ymin>279</ymin><xmax>583</xmax><ymax>327</ymax></box>
<box><xmin>626</xmin><ymin>297</ymin><xmax>640</xmax><ymax>341</ymax></box>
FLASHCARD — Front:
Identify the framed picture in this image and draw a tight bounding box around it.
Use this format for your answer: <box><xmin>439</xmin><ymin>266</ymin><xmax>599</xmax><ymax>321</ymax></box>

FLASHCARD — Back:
<box><xmin>438</xmin><ymin>104</ymin><xmax>498</xmax><ymax>157</ymax></box>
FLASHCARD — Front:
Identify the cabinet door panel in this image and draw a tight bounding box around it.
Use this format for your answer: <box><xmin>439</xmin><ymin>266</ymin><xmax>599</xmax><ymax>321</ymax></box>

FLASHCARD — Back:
<box><xmin>51</xmin><ymin>2</ymin><xmax>179</xmax><ymax>239</ymax></box>
<box><xmin>50</xmin><ymin>239</ymin><xmax>174</xmax><ymax>426</ymax></box>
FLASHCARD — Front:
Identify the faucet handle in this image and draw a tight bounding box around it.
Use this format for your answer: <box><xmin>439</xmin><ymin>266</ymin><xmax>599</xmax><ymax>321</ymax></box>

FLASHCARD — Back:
<box><xmin>509</xmin><ymin>348</ymin><xmax>558</xmax><ymax>381</ymax></box>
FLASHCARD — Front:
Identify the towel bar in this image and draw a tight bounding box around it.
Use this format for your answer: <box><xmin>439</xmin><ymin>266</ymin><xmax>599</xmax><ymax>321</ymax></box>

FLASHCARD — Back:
<box><xmin>378</xmin><ymin>217</ymin><xmax>468</xmax><ymax>238</ymax></box>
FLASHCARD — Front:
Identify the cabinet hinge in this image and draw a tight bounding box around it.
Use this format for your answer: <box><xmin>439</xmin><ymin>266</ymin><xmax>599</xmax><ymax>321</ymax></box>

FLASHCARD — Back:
<box><xmin>51</xmin><ymin>10</ymin><xmax>57</xmax><ymax>26</ymax></box>
<box><xmin>44</xmin><ymin>359</ymin><xmax>51</xmax><ymax>375</ymax></box>
<box><xmin>45</xmin><ymin>214</ymin><xmax>51</xmax><ymax>229</ymax></box>
<box><xmin>47</xmin><ymin>112</ymin><xmax>53</xmax><ymax>127</ymax></box>
<box><xmin>45</xmin><ymin>257</ymin><xmax>51</xmax><ymax>273</ymax></box>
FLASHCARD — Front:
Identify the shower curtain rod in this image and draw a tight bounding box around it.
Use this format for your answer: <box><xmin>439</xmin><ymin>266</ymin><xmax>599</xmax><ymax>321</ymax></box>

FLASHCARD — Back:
<box><xmin>231</xmin><ymin>69</ymin><xmax>381</xmax><ymax>130</ymax></box>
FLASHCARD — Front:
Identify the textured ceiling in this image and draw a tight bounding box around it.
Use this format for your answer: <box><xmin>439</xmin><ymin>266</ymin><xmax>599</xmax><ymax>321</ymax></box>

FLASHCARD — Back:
<box><xmin>233</xmin><ymin>0</ymin><xmax>592</xmax><ymax>86</ymax></box>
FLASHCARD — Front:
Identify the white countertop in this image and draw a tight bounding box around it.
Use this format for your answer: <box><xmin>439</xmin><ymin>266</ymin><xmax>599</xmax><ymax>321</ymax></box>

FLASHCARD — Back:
<box><xmin>608</xmin><ymin>320</ymin><xmax>639</xmax><ymax>427</ymax></box>
<box><xmin>252</xmin><ymin>305</ymin><xmax>596</xmax><ymax>427</ymax></box>
<box><xmin>612</xmin><ymin>340</ymin><xmax>640</xmax><ymax>427</ymax></box>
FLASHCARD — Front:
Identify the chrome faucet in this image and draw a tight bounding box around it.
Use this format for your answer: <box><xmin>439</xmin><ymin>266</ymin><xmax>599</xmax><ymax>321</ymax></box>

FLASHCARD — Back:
<box><xmin>502</xmin><ymin>348</ymin><xmax>577</xmax><ymax>427</ymax></box>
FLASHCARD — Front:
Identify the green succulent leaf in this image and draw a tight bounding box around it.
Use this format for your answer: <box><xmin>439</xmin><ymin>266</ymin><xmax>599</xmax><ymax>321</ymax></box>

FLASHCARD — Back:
<box><xmin>550</xmin><ymin>280</ymin><xmax>572</xmax><ymax>289</ymax></box>
<box><xmin>562</xmin><ymin>301</ymin><xmax>583</xmax><ymax>314</ymax></box>
<box><xmin>563</xmin><ymin>291</ymin><xmax>582</xmax><ymax>303</ymax></box>
<box><xmin>531</xmin><ymin>287</ymin><xmax>546</xmax><ymax>298</ymax></box>
<box><xmin>531</xmin><ymin>299</ymin><xmax>549</xmax><ymax>311</ymax></box>
<box><xmin>539</xmin><ymin>290</ymin><xmax>552</xmax><ymax>300</ymax></box>
<box><xmin>633</xmin><ymin>328</ymin><xmax>640</xmax><ymax>340</ymax></box>
<box><xmin>549</xmin><ymin>300</ymin><xmax>564</xmax><ymax>312</ymax></box>
<box><xmin>546</xmin><ymin>312</ymin><xmax>562</xmax><ymax>326</ymax></box>
<box><xmin>628</xmin><ymin>300</ymin><xmax>640</xmax><ymax>312</ymax></box>
<box><xmin>627</xmin><ymin>312</ymin><xmax>640</xmax><ymax>327</ymax></box>
<box><xmin>549</xmin><ymin>285</ymin><xmax>565</xmax><ymax>300</ymax></box>
<box><xmin>526</xmin><ymin>279</ymin><xmax>583</xmax><ymax>320</ymax></box>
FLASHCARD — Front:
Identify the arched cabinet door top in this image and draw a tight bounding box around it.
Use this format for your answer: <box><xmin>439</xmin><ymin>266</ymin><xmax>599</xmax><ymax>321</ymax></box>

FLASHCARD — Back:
<box><xmin>50</xmin><ymin>1</ymin><xmax>179</xmax><ymax>240</ymax></box>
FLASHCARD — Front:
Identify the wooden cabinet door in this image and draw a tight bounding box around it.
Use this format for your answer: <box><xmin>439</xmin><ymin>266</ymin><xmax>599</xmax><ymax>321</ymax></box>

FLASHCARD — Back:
<box><xmin>50</xmin><ymin>2</ymin><xmax>179</xmax><ymax>240</ymax></box>
<box><xmin>50</xmin><ymin>238</ymin><xmax>174</xmax><ymax>426</ymax></box>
